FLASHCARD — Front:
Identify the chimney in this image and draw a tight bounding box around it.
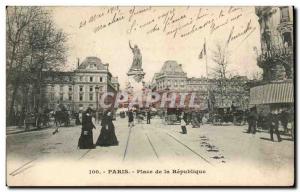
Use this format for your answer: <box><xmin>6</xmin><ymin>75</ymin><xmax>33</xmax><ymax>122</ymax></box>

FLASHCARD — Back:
<box><xmin>77</xmin><ymin>58</ymin><xmax>80</xmax><ymax>68</ymax></box>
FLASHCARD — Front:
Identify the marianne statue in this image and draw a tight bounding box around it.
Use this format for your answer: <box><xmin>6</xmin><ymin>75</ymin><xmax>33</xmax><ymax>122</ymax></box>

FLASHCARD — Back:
<box><xmin>129</xmin><ymin>40</ymin><xmax>142</xmax><ymax>71</ymax></box>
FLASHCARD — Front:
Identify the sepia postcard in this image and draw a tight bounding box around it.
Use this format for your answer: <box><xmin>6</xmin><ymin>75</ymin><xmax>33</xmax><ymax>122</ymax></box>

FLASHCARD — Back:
<box><xmin>6</xmin><ymin>6</ymin><xmax>295</xmax><ymax>186</ymax></box>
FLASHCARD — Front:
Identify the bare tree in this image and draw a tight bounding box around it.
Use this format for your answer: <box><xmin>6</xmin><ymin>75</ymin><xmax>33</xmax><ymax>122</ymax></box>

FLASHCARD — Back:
<box><xmin>28</xmin><ymin>14</ymin><xmax>68</xmax><ymax>110</ymax></box>
<box><xmin>211</xmin><ymin>42</ymin><xmax>230</xmax><ymax>107</ymax></box>
<box><xmin>6</xmin><ymin>7</ymin><xmax>41</xmax><ymax>124</ymax></box>
<box><xmin>211</xmin><ymin>42</ymin><xmax>230</xmax><ymax>79</ymax></box>
<box><xmin>6</xmin><ymin>6</ymin><xmax>68</xmax><ymax>125</ymax></box>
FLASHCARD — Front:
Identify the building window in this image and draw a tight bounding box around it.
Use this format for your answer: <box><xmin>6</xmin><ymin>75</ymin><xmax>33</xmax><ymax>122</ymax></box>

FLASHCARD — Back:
<box><xmin>51</xmin><ymin>85</ymin><xmax>54</xmax><ymax>92</ymax></box>
<box><xmin>68</xmin><ymin>94</ymin><xmax>72</xmax><ymax>101</ymax></box>
<box><xmin>60</xmin><ymin>85</ymin><xmax>64</xmax><ymax>92</ymax></box>
<box><xmin>69</xmin><ymin>76</ymin><xmax>72</xmax><ymax>81</ymax></box>
<box><xmin>79</xmin><ymin>93</ymin><xmax>83</xmax><ymax>101</ymax></box>
<box><xmin>60</xmin><ymin>93</ymin><xmax>63</xmax><ymax>101</ymax></box>
<box><xmin>89</xmin><ymin>86</ymin><xmax>93</xmax><ymax>92</ymax></box>
<box><xmin>89</xmin><ymin>93</ymin><xmax>93</xmax><ymax>101</ymax></box>
<box><xmin>69</xmin><ymin>86</ymin><xmax>72</xmax><ymax>92</ymax></box>
<box><xmin>100</xmin><ymin>77</ymin><xmax>103</xmax><ymax>82</ymax></box>
<box><xmin>79</xmin><ymin>86</ymin><xmax>83</xmax><ymax>92</ymax></box>
<box><xmin>79</xmin><ymin>76</ymin><xmax>83</xmax><ymax>82</ymax></box>
<box><xmin>90</xmin><ymin>76</ymin><xmax>93</xmax><ymax>82</ymax></box>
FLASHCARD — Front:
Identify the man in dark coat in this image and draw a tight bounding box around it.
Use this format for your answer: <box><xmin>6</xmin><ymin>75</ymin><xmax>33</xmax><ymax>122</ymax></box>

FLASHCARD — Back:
<box><xmin>78</xmin><ymin>108</ymin><xmax>96</xmax><ymax>149</ymax></box>
<box><xmin>267</xmin><ymin>110</ymin><xmax>282</xmax><ymax>142</ymax></box>
<box><xmin>128</xmin><ymin>109</ymin><xmax>134</xmax><ymax>128</ymax></box>
<box><xmin>247</xmin><ymin>107</ymin><xmax>258</xmax><ymax>134</ymax></box>
<box><xmin>146</xmin><ymin>110</ymin><xmax>151</xmax><ymax>124</ymax></box>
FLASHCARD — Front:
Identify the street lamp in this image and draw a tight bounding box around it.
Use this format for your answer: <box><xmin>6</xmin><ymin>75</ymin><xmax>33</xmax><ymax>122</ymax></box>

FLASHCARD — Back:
<box><xmin>95</xmin><ymin>86</ymin><xmax>99</xmax><ymax>124</ymax></box>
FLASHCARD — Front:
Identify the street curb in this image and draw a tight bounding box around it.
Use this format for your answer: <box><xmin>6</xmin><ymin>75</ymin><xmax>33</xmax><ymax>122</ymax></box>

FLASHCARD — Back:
<box><xmin>6</xmin><ymin>125</ymin><xmax>79</xmax><ymax>135</ymax></box>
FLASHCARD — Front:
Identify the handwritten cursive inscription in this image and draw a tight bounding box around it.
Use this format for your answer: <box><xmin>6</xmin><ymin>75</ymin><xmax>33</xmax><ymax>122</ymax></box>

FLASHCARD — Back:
<box><xmin>227</xmin><ymin>19</ymin><xmax>256</xmax><ymax>43</ymax></box>
<box><xmin>79</xmin><ymin>6</ymin><xmax>251</xmax><ymax>40</ymax></box>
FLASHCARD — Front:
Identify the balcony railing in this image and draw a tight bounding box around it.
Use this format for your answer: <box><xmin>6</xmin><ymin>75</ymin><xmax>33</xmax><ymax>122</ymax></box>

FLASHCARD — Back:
<box><xmin>258</xmin><ymin>46</ymin><xmax>293</xmax><ymax>63</ymax></box>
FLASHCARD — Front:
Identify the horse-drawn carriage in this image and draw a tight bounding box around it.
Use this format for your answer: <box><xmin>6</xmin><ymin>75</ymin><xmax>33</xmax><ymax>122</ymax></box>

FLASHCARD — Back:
<box><xmin>211</xmin><ymin>106</ymin><xmax>246</xmax><ymax>126</ymax></box>
<box><xmin>164</xmin><ymin>108</ymin><xmax>182</xmax><ymax>125</ymax></box>
<box><xmin>212</xmin><ymin>107</ymin><xmax>233</xmax><ymax>125</ymax></box>
<box><xmin>54</xmin><ymin>110</ymin><xmax>70</xmax><ymax>126</ymax></box>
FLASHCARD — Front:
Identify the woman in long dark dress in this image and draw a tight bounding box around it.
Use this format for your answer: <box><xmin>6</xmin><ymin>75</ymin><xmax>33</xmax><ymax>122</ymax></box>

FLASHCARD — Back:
<box><xmin>78</xmin><ymin>108</ymin><xmax>96</xmax><ymax>149</ymax></box>
<box><xmin>96</xmin><ymin>111</ymin><xmax>119</xmax><ymax>147</ymax></box>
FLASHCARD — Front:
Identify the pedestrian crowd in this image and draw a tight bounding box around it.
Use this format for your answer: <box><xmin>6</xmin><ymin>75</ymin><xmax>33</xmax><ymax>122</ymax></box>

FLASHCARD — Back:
<box><xmin>246</xmin><ymin>107</ymin><xmax>294</xmax><ymax>142</ymax></box>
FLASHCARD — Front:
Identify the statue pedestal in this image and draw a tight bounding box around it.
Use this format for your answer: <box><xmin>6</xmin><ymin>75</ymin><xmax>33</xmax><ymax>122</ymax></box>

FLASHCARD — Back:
<box><xmin>127</xmin><ymin>76</ymin><xmax>144</xmax><ymax>94</ymax></box>
<box><xmin>127</xmin><ymin>69</ymin><xmax>145</xmax><ymax>83</ymax></box>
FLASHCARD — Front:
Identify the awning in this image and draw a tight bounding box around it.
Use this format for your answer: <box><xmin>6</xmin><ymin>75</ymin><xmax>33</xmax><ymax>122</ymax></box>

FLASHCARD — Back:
<box><xmin>250</xmin><ymin>81</ymin><xmax>294</xmax><ymax>105</ymax></box>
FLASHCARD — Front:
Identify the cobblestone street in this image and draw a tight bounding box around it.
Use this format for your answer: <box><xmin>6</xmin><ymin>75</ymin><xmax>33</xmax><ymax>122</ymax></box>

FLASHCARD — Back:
<box><xmin>6</xmin><ymin>117</ymin><xmax>294</xmax><ymax>186</ymax></box>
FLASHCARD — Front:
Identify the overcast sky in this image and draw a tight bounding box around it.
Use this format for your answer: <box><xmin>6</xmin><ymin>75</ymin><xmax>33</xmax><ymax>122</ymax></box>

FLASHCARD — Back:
<box><xmin>50</xmin><ymin>6</ymin><xmax>262</xmax><ymax>88</ymax></box>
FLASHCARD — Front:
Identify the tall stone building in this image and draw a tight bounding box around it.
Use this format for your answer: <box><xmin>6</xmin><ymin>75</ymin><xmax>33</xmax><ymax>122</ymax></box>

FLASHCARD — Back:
<box><xmin>152</xmin><ymin>60</ymin><xmax>187</xmax><ymax>91</ymax></box>
<box><xmin>250</xmin><ymin>7</ymin><xmax>294</xmax><ymax>111</ymax></box>
<box><xmin>151</xmin><ymin>60</ymin><xmax>249</xmax><ymax>109</ymax></box>
<box><xmin>42</xmin><ymin>57</ymin><xmax>119</xmax><ymax>111</ymax></box>
<box><xmin>255</xmin><ymin>6</ymin><xmax>293</xmax><ymax>81</ymax></box>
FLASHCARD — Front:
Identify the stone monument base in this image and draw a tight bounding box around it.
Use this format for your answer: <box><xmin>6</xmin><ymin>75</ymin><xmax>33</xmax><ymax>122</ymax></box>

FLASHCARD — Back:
<box><xmin>127</xmin><ymin>69</ymin><xmax>145</xmax><ymax>83</ymax></box>
<box><xmin>126</xmin><ymin>75</ymin><xmax>144</xmax><ymax>94</ymax></box>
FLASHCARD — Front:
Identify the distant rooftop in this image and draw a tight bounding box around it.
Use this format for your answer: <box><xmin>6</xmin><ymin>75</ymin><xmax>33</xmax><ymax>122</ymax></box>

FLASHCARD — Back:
<box><xmin>77</xmin><ymin>56</ymin><xmax>108</xmax><ymax>70</ymax></box>
<box><xmin>159</xmin><ymin>60</ymin><xmax>186</xmax><ymax>75</ymax></box>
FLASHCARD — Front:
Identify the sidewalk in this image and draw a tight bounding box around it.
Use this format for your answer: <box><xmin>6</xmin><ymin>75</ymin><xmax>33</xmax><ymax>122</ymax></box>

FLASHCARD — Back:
<box><xmin>6</xmin><ymin>119</ymin><xmax>79</xmax><ymax>135</ymax></box>
<box><xmin>6</xmin><ymin>125</ymin><xmax>45</xmax><ymax>135</ymax></box>
<box><xmin>6</xmin><ymin>120</ymin><xmax>81</xmax><ymax>135</ymax></box>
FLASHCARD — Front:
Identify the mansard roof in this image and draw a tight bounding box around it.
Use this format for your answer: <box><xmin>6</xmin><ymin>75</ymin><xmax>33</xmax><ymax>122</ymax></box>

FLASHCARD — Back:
<box><xmin>160</xmin><ymin>60</ymin><xmax>184</xmax><ymax>73</ymax></box>
<box><xmin>77</xmin><ymin>56</ymin><xmax>108</xmax><ymax>71</ymax></box>
<box><xmin>156</xmin><ymin>60</ymin><xmax>187</xmax><ymax>78</ymax></box>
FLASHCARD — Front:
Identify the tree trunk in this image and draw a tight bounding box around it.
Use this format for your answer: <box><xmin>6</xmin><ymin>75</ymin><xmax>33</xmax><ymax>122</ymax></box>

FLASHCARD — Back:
<box><xmin>8</xmin><ymin>82</ymin><xmax>19</xmax><ymax>125</ymax></box>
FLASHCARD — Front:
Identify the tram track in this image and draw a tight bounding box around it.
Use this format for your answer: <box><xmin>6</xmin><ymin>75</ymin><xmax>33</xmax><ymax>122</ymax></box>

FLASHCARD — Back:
<box><xmin>143</xmin><ymin>126</ymin><xmax>213</xmax><ymax>165</ymax></box>
<box><xmin>9</xmin><ymin>158</ymin><xmax>37</xmax><ymax>177</ymax></box>
<box><xmin>78</xmin><ymin>149</ymin><xmax>92</xmax><ymax>160</ymax></box>
<box><xmin>122</xmin><ymin>123</ymin><xmax>162</xmax><ymax>162</ymax></box>
<box><xmin>164</xmin><ymin>131</ymin><xmax>213</xmax><ymax>166</ymax></box>
<box><xmin>145</xmin><ymin>133</ymin><xmax>159</xmax><ymax>160</ymax></box>
<box><xmin>122</xmin><ymin>124</ymin><xmax>133</xmax><ymax>161</ymax></box>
